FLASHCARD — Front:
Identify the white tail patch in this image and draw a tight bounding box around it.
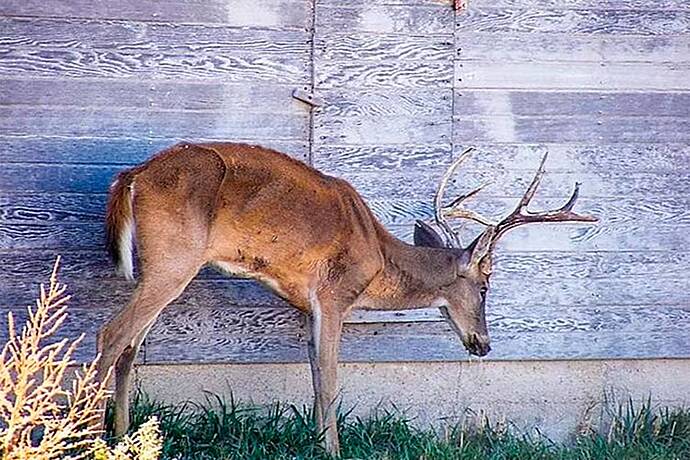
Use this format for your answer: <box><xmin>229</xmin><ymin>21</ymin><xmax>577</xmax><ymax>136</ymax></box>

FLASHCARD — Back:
<box><xmin>118</xmin><ymin>218</ymin><xmax>135</xmax><ymax>280</ymax></box>
<box><xmin>117</xmin><ymin>182</ymin><xmax>135</xmax><ymax>281</ymax></box>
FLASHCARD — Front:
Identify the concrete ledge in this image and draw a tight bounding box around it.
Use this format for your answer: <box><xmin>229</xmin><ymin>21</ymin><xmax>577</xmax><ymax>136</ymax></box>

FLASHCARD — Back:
<box><xmin>135</xmin><ymin>359</ymin><xmax>690</xmax><ymax>441</ymax></box>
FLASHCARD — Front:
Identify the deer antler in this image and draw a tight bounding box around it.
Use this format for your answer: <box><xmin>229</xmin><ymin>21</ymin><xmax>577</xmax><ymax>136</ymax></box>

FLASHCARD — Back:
<box><xmin>434</xmin><ymin>148</ymin><xmax>490</xmax><ymax>246</ymax></box>
<box><xmin>433</xmin><ymin>147</ymin><xmax>496</xmax><ymax>247</ymax></box>
<box><xmin>434</xmin><ymin>149</ymin><xmax>597</xmax><ymax>252</ymax></box>
<box><xmin>490</xmin><ymin>153</ymin><xmax>598</xmax><ymax>249</ymax></box>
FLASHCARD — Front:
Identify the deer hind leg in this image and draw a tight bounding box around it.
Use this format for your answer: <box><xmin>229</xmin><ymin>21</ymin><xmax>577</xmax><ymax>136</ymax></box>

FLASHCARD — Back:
<box><xmin>97</xmin><ymin>262</ymin><xmax>201</xmax><ymax>436</ymax></box>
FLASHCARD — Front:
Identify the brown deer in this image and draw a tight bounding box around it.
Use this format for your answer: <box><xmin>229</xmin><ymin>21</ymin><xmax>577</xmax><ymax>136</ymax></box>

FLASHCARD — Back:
<box><xmin>98</xmin><ymin>142</ymin><xmax>596</xmax><ymax>454</ymax></box>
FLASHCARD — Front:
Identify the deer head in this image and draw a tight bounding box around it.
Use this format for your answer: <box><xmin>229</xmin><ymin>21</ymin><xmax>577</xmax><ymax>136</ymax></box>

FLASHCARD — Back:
<box><xmin>413</xmin><ymin>148</ymin><xmax>597</xmax><ymax>357</ymax></box>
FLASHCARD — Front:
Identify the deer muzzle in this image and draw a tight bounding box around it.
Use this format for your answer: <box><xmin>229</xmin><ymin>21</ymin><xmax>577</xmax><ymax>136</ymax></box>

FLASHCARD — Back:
<box><xmin>463</xmin><ymin>332</ymin><xmax>491</xmax><ymax>357</ymax></box>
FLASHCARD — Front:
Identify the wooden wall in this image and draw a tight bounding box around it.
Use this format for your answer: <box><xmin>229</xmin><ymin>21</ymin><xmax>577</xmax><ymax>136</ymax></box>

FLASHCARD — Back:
<box><xmin>0</xmin><ymin>0</ymin><xmax>688</xmax><ymax>364</ymax></box>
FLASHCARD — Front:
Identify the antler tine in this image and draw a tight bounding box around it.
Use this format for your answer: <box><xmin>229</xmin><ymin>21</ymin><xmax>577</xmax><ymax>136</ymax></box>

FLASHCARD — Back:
<box><xmin>516</xmin><ymin>152</ymin><xmax>548</xmax><ymax>211</ymax></box>
<box><xmin>434</xmin><ymin>147</ymin><xmax>476</xmax><ymax>247</ymax></box>
<box><xmin>493</xmin><ymin>155</ymin><xmax>598</xmax><ymax>245</ymax></box>
<box><xmin>443</xmin><ymin>182</ymin><xmax>497</xmax><ymax>227</ymax></box>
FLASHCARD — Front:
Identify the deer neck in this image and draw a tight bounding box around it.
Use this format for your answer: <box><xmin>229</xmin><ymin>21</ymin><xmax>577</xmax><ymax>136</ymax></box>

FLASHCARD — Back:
<box><xmin>357</xmin><ymin>235</ymin><xmax>457</xmax><ymax>310</ymax></box>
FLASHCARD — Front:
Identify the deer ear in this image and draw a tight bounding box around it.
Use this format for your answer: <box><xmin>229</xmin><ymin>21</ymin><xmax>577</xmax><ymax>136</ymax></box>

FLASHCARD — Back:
<box><xmin>414</xmin><ymin>220</ymin><xmax>445</xmax><ymax>248</ymax></box>
<box><xmin>467</xmin><ymin>227</ymin><xmax>496</xmax><ymax>267</ymax></box>
<box><xmin>478</xmin><ymin>254</ymin><xmax>493</xmax><ymax>275</ymax></box>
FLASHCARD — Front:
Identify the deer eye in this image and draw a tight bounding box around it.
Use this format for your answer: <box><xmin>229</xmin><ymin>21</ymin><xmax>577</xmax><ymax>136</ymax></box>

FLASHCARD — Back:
<box><xmin>480</xmin><ymin>286</ymin><xmax>488</xmax><ymax>298</ymax></box>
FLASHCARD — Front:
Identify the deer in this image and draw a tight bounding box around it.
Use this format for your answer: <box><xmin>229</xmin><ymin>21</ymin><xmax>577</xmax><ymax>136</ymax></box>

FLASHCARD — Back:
<box><xmin>97</xmin><ymin>142</ymin><xmax>596</xmax><ymax>454</ymax></box>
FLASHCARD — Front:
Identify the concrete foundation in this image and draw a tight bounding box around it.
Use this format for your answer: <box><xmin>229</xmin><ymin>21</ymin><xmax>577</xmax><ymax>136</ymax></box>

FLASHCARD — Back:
<box><xmin>135</xmin><ymin>359</ymin><xmax>690</xmax><ymax>441</ymax></box>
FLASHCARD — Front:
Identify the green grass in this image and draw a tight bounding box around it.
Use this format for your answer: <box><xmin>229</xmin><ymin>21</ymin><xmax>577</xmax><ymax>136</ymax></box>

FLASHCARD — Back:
<box><xmin>108</xmin><ymin>392</ymin><xmax>690</xmax><ymax>460</ymax></box>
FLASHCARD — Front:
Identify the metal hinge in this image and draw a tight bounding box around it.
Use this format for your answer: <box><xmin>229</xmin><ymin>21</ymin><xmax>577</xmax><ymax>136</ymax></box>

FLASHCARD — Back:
<box><xmin>292</xmin><ymin>87</ymin><xmax>323</xmax><ymax>107</ymax></box>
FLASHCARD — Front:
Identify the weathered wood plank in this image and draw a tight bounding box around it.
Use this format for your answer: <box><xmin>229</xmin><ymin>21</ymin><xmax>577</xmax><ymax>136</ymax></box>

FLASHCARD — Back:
<box><xmin>143</xmin><ymin>316</ymin><xmax>690</xmax><ymax>364</ymax></box>
<box><xmin>468</xmin><ymin>0</ymin><xmax>690</xmax><ymax>11</ymax></box>
<box><xmin>453</xmin><ymin>115</ymin><xmax>690</xmax><ymax>143</ymax></box>
<box><xmin>319</xmin><ymin>0</ymin><xmax>452</xmax><ymax>6</ymax></box>
<box><xmin>317</xmin><ymin>143</ymin><xmax>688</xmax><ymax>174</ymax></box>
<box><xmin>315</xmin><ymin>115</ymin><xmax>451</xmax><ymax>145</ymax></box>
<box><xmin>5</xmin><ymin>249</ymin><xmax>687</xmax><ymax>287</ymax></box>
<box><xmin>315</xmin><ymin>33</ymin><xmax>453</xmax><ymax>61</ymax></box>
<box><xmin>3</xmin><ymin>279</ymin><xmax>288</xmax><ymax>312</ymax></box>
<box><xmin>4</xmin><ymin>298</ymin><xmax>689</xmax><ymax>363</ymax></box>
<box><xmin>317</xmin><ymin>61</ymin><xmax>453</xmax><ymax>89</ymax></box>
<box><xmin>387</xmin><ymin>223</ymin><xmax>689</xmax><ymax>252</ymax></box>
<box><xmin>313</xmin><ymin>144</ymin><xmax>451</xmax><ymax>171</ymax></box>
<box><xmin>0</xmin><ymin>194</ymin><xmax>105</xmax><ymax>224</ymax></box>
<box><xmin>451</xmin><ymin>143</ymin><xmax>689</xmax><ymax>174</ymax></box>
<box><xmin>325</xmin><ymin>169</ymin><xmax>690</xmax><ymax>200</ymax></box>
<box><xmin>317</xmin><ymin>5</ymin><xmax>453</xmax><ymax>35</ymax></box>
<box><xmin>0</xmin><ymin>0</ymin><xmax>311</xmax><ymax>29</ymax></box>
<box><xmin>0</xmin><ymin>78</ymin><xmax>307</xmax><ymax>114</ymax></box>
<box><xmin>456</xmin><ymin>61</ymin><xmax>690</xmax><ymax>90</ymax></box>
<box><xmin>455</xmin><ymin>8</ymin><xmax>690</xmax><ymax>35</ymax></box>
<box><xmin>0</xmin><ymin>17</ymin><xmax>311</xmax><ymax>57</ymax></box>
<box><xmin>0</xmin><ymin>137</ymin><xmax>309</xmax><ymax>164</ymax></box>
<box><xmin>0</xmin><ymin>223</ymin><xmax>104</xmax><ymax>249</ymax></box>
<box><xmin>0</xmin><ymin>48</ymin><xmax>309</xmax><ymax>84</ymax></box>
<box><xmin>455</xmin><ymin>91</ymin><xmax>690</xmax><ymax>118</ymax></box>
<box><xmin>4</xmin><ymin>263</ymin><xmax>688</xmax><ymax>312</ymax></box>
<box><xmin>0</xmin><ymin>108</ymin><xmax>308</xmax><ymax>140</ymax></box>
<box><xmin>313</xmin><ymin>91</ymin><xmax>452</xmax><ymax>146</ymax></box>
<box><xmin>455</xmin><ymin>33</ymin><xmax>690</xmax><ymax>64</ymax></box>
<box><xmin>367</xmin><ymin>196</ymin><xmax>690</xmax><ymax>227</ymax></box>
<box><xmin>318</xmin><ymin>89</ymin><xmax>452</xmax><ymax>119</ymax></box>
<box><xmin>3</xmin><ymin>162</ymin><xmax>687</xmax><ymax>201</ymax></box>
<box><xmin>0</xmin><ymin>305</ymin><xmax>123</xmax><ymax>363</ymax></box>
<box><xmin>133</xmin><ymin>329</ymin><xmax>690</xmax><ymax>363</ymax></box>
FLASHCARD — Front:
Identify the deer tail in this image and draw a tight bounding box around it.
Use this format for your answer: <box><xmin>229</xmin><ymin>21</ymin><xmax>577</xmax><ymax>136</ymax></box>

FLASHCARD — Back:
<box><xmin>105</xmin><ymin>170</ymin><xmax>136</xmax><ymax>280</ymax></box>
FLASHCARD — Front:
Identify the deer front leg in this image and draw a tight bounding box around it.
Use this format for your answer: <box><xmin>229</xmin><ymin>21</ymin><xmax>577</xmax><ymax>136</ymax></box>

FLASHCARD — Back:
<box><xmin>306</xmin><ymin>301</ymin><xmax>343</xmax><ymax>455</ymax></box>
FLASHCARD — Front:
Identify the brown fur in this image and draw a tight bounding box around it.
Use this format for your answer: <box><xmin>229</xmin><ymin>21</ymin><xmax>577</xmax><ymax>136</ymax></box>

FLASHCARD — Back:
<box><xmin>100</xmin><ymin>142</ymin><xmax>563</xmax><ymax>454</ymax></box>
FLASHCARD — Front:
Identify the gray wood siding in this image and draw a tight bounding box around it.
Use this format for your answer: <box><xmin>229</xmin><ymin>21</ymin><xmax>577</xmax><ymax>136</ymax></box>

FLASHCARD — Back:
<box><xmin>0</xmin><ymin>0</ymin><xmax>688</xmax><ymax>364</ymax></box>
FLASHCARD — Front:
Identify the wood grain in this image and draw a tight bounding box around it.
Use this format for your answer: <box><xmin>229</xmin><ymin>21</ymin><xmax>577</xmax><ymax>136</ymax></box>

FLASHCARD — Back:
<box><xmin>456</xmin><ymin>61</ymin><xmax>690</xmax><ymax>90</ymax></box>
<box><xmin>312</xmin><ymin>144</ymin><xmax>451</xmax><ymax>172</ymax></box>
<box><xmin>0</xmin><ymin>17</ymin><xmax>311</xmax><ymax>57</ymax></box>
<box><xmin>7</xmin><ymin>249</ymin><xmax>687</xmax><ymax>287</ymax></box>
<box><xmin>3</xmin><ymin>267</ymin><xmax>688</xmax><ymax>315</ymax></box>
<box><xmin>318</xmin><ymin>88</ymin><xmax>452</xmax><ymax>119</ymax></box>
<box><xmin>0</xmin><ymin>0</ymin><xmax>310</xmax><ymax>29</ymax></box>
<box><xmin>0</xmin><ymin>78</ymin><xmax>308</xmax><ymax>114</ymax></box>
<box><xmin>455</xmin><ymin>91</ymin><xmax>690</xmax><ymax>118</ymax></box>
<box><xmin>5</xmin><ymin>297</ymin><xmax>690</xmax><ymax>363</ymax></box>
<box><xmin>319</xmin><ymin>0</ymin><xmax>452</xmax><ymax>6</ymax></box>
<box><xmin>387</xmin><ymin>223</ymin><xmax>689</xmax><ymax>252</ymax></box>
<box><xmin>451</xmin><ymin>143</ymin><xmax>689</xmax><ymax>174</ymax></box>
<box><xmin>468</xmin><ymin>0</ymin><xmax>690</xmax><ymax>12</ymax></box>
<box><xmin>317</xmin><ymin>5</ymin><xmax>453</xmax><ymax>35</ymax></box>
<box><xmin>455</xmin><ymin>8</ymin><xmax>690</xmax><ymax>36</ymax></box>
<box><xmin>367</xmin><ymin>196</ymin><xmax>690</xmax><ymax>228</ymax></box>
<box><xmin>0</xmin><ymin>136</ymin><xmax>309</xmax><ymax>164</ymax></box>
<box><xmin>0</xmin><ymin>47</ymin><xmax>309</xmax><ymax>84</ymax></box>
<box><xmin>143</xmin><ymin>311</ymin><xmax>690</xmax><ymax>364</ymax></box>
<box><xmin>317</xmin><ymin>143</ymin><xmax>688</xmax><ymax>174</ymax></box>
<box><xmin>317</xmin><ymin>61</ymin><xmax>454</xmax><ymax>89</ymax></box>
<box><xmin>325</xmin><ymin>169</ymin><xmax>690</xmax><ymax>200</ymax></box>
<box><xmin>455</xmin><ymin>33</ymin><xmax>690</xmax><ymax>64</ymax></box>
<box><xmin>453</xmin><ymin>114</ymin><xmax>690</xmax><ymax>143</ymax></box>
<box><xmin>0</xmin><ymin>108</ymin><xmax>308</xmax><ymax>140</ymax></box>
<box><xmin>315</xmin><ymin>115</ymin><xmax>451</xmax><ymax>145</ymax></box>
<box><xmin>315</xmin><ymin>33</ymin><xmax>453</xmax><ymax>61</ymax></box>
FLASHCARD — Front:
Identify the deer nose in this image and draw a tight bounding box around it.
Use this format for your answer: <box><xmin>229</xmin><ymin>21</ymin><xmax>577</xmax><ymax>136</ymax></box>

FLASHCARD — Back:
<box><xmin>464</xmin><ymin>333</ymin><xmax>491</xmax><ymax>357</ymax></box>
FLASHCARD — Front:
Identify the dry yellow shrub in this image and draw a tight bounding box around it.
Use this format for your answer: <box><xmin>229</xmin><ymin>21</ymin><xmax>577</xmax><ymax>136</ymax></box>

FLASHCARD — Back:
<box><xmin>0</xmin><ymin>258</ymin><xmax>161</xmax><ymax>460</ymax></box>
